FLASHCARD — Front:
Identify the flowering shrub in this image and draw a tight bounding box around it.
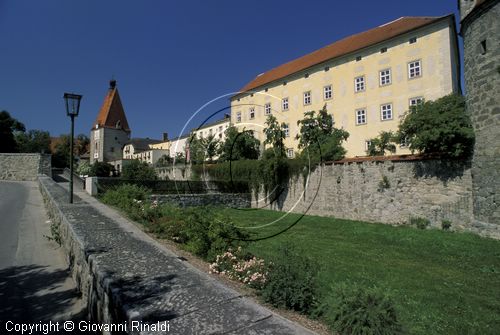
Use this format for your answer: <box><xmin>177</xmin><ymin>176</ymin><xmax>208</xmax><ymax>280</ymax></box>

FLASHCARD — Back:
<box><xmin>210</xmin><ymin>247</ymin><xmax>267</xmax><ymax>289</ymax></box>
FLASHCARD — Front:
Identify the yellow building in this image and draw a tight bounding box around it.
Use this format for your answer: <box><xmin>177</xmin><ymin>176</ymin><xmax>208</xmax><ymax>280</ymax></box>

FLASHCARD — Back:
<box><xmin>230</xmin><ymin>15</ymin><xmax>460</xmax><ymax>158</ymax></box>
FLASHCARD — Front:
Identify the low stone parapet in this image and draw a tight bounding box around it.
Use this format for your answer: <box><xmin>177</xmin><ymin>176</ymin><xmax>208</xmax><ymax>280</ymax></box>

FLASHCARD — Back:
<box><xmin>38</xmin><ymin>175</ymin><xmax>314</xmax><ymax>334</ymax></box>
<box><xmin>0</xmin><ymin>153</ymin><xmax>51</xmax><ymax>180</ymax></box>
<box><xmin>151</xmin><ymin>193</ymin><xmax>251</xmax><ymax>208</ymax></box>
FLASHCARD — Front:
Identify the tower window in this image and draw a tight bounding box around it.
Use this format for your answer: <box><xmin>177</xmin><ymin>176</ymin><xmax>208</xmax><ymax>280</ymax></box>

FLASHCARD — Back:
<box><xmin>116</xmin><ymin>120</ymin><xmax>121</xmax><ymax>128</ymax></box>
<box><xmin>409</xmin><ymin>37</ymin><xmax>417</xmax><ymax>44</ymax></box>
<box><xmin>480</xmin><ymin>40</ymin><xmax>487</xmax><ymax>55</ymax></box>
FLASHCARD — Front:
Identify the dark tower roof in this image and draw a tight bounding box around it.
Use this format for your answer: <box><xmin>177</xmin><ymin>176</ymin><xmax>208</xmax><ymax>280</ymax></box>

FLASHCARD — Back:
<box><xmin>93</xmin><ymin>80</ymin><xmax>131</xmax><ymax>132</ymax></box>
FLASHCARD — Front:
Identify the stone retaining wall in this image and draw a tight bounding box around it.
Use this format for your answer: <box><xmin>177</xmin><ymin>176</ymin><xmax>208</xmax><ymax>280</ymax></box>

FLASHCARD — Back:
<box><xmin>252</xmin><ymin>158</ymin><xmax>499</xmax><ymax>238</ymax></box>
<box><xmin>0</xmin><ymin>153</ymin><xmax>51</xmax><ymax>180</ymax></box>
<box><xmin>151</xmin><ymin>193</ymin><xmax>251</xmax><ymax>208</ymax></box>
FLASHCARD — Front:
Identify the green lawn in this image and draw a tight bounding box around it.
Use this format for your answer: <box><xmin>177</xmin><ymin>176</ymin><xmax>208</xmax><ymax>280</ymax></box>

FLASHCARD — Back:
<box><xmin>218</xmin><ymin>208</ymin><xmax>500</xmax><ymax>335</ymax></box>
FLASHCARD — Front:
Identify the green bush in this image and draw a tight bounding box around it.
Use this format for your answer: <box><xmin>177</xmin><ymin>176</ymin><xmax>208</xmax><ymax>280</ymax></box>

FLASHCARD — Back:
<box><xmin>321</xmin><ymin>284</ymin><xmax>403</xmax><ymax>335</ymax></box>
<box><xmin>261</xmin><ymin>243</ymin><xmax>318</xmax><ymax>313</ymax></box>
<box><xmin>122</xmin><ymin>160</ymin><xmax>158</xmax><ymax>180</ymax></box>
<box><xmin>147</xmin><ymin>205</ymin><xmax>248</xmax><ymax>261</ymax></box>
<box><xmin>410</xmin><ymin>217</ymin><xmax>430</xmax><ymax>230</ymax></box>
<box><xmin>100</xmin><ymin>183</ymin><xmax>152</xmax><ymax>221</ymax></box>
<box><xmin>90</xmin><ymin>161</ymin><xmax>114</xmax><ymax>177</ymax></box>
<box><xmin>441</xmin><ymin>220</ymin><xmax>452</xmax><ymax>230</ymax></box>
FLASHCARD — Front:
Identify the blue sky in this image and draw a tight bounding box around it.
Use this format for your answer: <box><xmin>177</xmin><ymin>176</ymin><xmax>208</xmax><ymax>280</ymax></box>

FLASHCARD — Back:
<box><xmin>0</xmin><ymin>0</ymin><xmax>460</xmax><ymax>140</ymax></box>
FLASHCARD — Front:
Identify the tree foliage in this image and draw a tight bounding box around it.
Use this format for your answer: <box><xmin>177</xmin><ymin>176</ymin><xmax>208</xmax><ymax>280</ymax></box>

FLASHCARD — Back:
<box><xmin>398</xmin><ymin>94</ymin><xmax>474</xmax><ymax>158</ymax></box>
<box><xmin>296</xmin><ymin>105</ymin><xmax>349</xmax><ymax>162</ymax></box>
<box><xmin>122</xmin><ymin>159</ymin><xmax>158</xmax><ymax>180</ymax></box>
<box><xmin>15</xmin><ymin>129</ymin><xmax>51</xmax><ymax>153</ymax></box>
<box><xmin>219</xmin><ymin>126</ymin><xmax>260</xmax><ymax>162</ymax></box>
<box><xmin>263</xmin><ymin>114</ymin><xmax>286</xmax><ymax>158</ymax></box>
<box><xmin>89</xmin><ymin>161</ymin><xmax>114</xmax><ymax>177</ymax></box>
<box><xmin>367</xmin><ymin>131</ymin><xmax>397</xmax><ymax>156</ymax></box>
<box><xmin>0</xmin><ymin>111</ymin><xmax>25</xmax><ymax>153</ymax></box>
<box><xmin>188</xmin><ymin>133</ymin><xmax>221</xmax><ymax>164</ymax></box>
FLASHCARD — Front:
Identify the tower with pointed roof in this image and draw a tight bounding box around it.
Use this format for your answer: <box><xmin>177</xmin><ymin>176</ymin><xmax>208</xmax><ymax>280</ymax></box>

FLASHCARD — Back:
<box><xmin>90</xmin><ymin>80</ymin><xmax>131</xmax><ymax>163</ymax></box>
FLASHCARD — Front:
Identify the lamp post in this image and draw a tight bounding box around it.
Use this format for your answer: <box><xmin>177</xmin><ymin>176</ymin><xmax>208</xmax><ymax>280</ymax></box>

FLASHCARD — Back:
<box><xmin>63</xmin><ymin>93</ymin><xmax>82</xmax><ymax>204</ymax></box>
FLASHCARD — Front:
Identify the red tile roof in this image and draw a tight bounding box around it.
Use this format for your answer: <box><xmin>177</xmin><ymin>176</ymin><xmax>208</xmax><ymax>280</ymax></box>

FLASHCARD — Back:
<box><xmin>93</xmin><ymin>81</ymin><xmax>131</xmax><ymax>132</ymax></box>
<box><xmin>235</xmin><ymin>15</ymin><xmax>451</xmax><ymax>96</ymax></box>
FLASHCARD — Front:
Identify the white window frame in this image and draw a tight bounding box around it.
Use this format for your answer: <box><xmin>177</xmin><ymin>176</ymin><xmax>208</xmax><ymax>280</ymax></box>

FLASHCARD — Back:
<box><xmin>380</xmin><ymin>103</ymin><xmax>393</xmax><ymax>121</ymax></box>
<box><xmin>286</xmin><ymin>148</ymin><xmax>294</xmax><ymax>158</ymax></box>
<box><xmin>265</xmin><ymin>102</ymin><xmax>272</xmax><ymax>115</ymax></box>
<box><xmin>249</xmin><ymin>107</ymin><xmax>255</xmax><ymax>119</ymax></box>
<box><xmin>236</xmin><ymin>111</ymin><xmax>241</xmax><ymax>123</ymax></box>
<box><xmin>283</xmin><ymin>123</ymin><xmax>290</xmax><ymax>137</ymax></box>
<box><xmin>282</xmin><ymin>97</ymin><xmax>289</xmax><ymax>111</ymax></box>
<box><xmin>409</xmin><ymin>97</ymin><xmax>423</xmax><ymax>107</ymax></box>
<box><xmin>379</xmin><ymin>69</ymin><xmax>391</xmax><ymax>86</ymax></box>
<box><xmin>303</xmin><ymin>91</ymin><xmax>311</xmax><ymax>105</ymax></box>
<box><xmin>408</xmin><ymin>60</ymin><xmax>421</xmax><ymax>79</ymax></box>
<box><xmin>324</xmin><ymin>85</ymin><xmax>332</xmax><ymax>100</ymax></box>
<box><xmin>365</xmin><ymin>140</ymin><xmax>372</xmax><ymax>152</ymax></box>
<box><xmin>94</xmin><ymin>131</ymin><xmax>100</xmax><ymax>140</ymax></box>
<box><xmin>355</xmin><ymin>76</ymin><xmax>365</xmax><ymax>92</ymax></box>
<box><xmin>400</xmin><ymin>136</ymin><xmax>409</xmax><ymax>148</ymax></box>
<box><xmin>356</xmin><ymin>109</ymin><xmax>366</xmax><ymax>125</ymax></box>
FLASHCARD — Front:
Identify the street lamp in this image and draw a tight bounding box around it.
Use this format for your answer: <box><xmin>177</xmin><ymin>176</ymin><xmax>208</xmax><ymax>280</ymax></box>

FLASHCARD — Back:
<box><xmin>63</xmin><ymin>93</ymin><xmax>82</xmax><ymax>204</ymax></box>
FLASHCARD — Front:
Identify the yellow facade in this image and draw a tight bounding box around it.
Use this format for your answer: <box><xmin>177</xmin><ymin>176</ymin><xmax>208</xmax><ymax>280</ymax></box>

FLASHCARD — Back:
<box><xmin>149</xmin><ymin>141</ymin><xmax>171</xmax><ymax>150</ymax></box>
<box><xmin>230</xmin><ymin>17</ymin><xmax>460</xmax><ymax>158</ymax></box>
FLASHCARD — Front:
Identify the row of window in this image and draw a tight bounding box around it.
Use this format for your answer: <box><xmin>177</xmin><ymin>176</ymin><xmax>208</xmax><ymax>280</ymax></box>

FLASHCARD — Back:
<box><xmin>237</xmin><ymin>96</ymin><xmax>423</xmax><ymax>124</ymax></box>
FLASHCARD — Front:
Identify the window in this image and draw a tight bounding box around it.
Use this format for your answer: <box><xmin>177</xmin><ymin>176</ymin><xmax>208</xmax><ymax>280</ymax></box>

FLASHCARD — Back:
<box><xmin>408</xmin><ymin>60</ymin><xmax>421</xmax><ymax>78</ymax></box>
<box><xmin>304</xmin><ymin>73</ymin><xmax>309</xmax><ymax>78</ymax></box>
<box><xmin>110</xmin><ymin>147</ymin><xmax>114</xmax><ymax>153</ymax></box>
<box><xmin>287</xmin><ymin>148</ymin><xmax>294</xmax><ymax>158</ymax></box>
<box><xmin>409</xmin><ymin>97</ymin><xmax>423</xmax><ymax>107</ymax></box>
<box><xmin>249</xmin><ymin>107</ymin><xmax>255</xmax><ymax>119</ymax></box>
<box><xmin>324</xmin><ymin>66</ymin><xmax>330</xmax><ymax>72</ymax></box>
<box><xmin>219</xmin><ymin>126</ymin><xmax>223</xmax><ymax>133</ymax></box>
<box><xmin>303</xmin><ymin>91</ymin><xmax>311</xmax><ymax>105</ymax></box>
<box><xmin>480</xmin><ymin>40</ymin><xmax>487</xmax><ymax>55</ymax></box>
<box><xmin>265</xmin><ymin>103</ymin><xmax>272</xmax><ymax>115</ymax></box>
<box><xmin>356</xmin><ymin>109</ymin><xmax>366</xmax><ymax>125</ymax></box>
<box><xmin>380</xmin><ymin>47</ymin><xmax>387</xmax><ymax>53</ymax></box>
<box><xmin>379</xmin><ymin>69</ymin><xmax>391</xmax><ymax>86</ymax></box>
<box><xmin>324</xmin><ymin>85</ymin><xmax>332</xmax><ymax>100</ymax></box>
<box><xmin>209</xmin><ymin>129</ymin><xmax>213</xmax><ymax>136</ymax></box>
<box><xmin>94</xmin><ymin>131</ymin><xmax>100</xmax><ymax>140</ymax></box>
<box><xmin>380</xmin><ymin>103</ymin><xmax>393</xmax><ymax>121</ymax></box>
<box><xmin>409</xmin><ymin>37</ymin><xmax>417</xmax><ymax>44</ymax></box>
<box><xmin>365</xmin><ymin>140</ymin><xmax>372</xmax><ymax>152</ymax></box>
<box><xmin>355</xmin><ymin>76</ymin><xmax>365</xmax><ymax>92</ymax></box>
<box><xmin>356</xmin><ymin>55</ymin><xmax>362</xmax><ymax>61</ymax></box>
<box><xmin>282</xmin><ymin>98</ymin><xmax>289</xmax><ymax>111</ymax></box>
<box><xmin>283</xmin><ymin>123</ymin><xmax>290</xmax><ymax>137</ymax></box>
<box><xmin>236</xmin><ymin>111</ymin><xmax>241</xmax><ymax>123</ymax></box>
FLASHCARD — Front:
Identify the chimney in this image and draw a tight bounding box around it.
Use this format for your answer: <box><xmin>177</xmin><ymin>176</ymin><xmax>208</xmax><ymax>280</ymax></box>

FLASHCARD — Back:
<box><xmin>163</xmin><ymin>132</ymin><xmax>169</xmax><ymax>141</ymax></box>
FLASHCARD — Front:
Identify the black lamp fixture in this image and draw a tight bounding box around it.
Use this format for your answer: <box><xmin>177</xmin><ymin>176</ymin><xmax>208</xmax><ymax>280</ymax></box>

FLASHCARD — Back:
<box><xmin>63</xmin><ymin>92</ymin><xmax>82</xmax><ymax>204</ymax></box>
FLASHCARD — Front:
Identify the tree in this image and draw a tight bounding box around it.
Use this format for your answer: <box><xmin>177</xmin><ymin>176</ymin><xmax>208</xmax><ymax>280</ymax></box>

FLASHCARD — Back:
<box><xmin>15</xmin><ymin>129</ymin><xmax>51</xmax><ymax>153</ymax></box>
<box><xmin>89</xmin><ymin>161</ymin><xmax>114</xmax><ymax>177</ymax></box>
<box><xmin>263</xmin><ymin>114</ymin><xmax>286</xmax><ymax>158</ymax></box>
<box><xmin>0</xmin><ymin>111</ymin><xmax>25</xmax><ymax>152</ymax></box>
<box><xmin>75</xmin><ymin>134</ymin><xmax>90</xmax><ymax>156</ymax></box>
<box><xmin>296</xmin><ymin>105</ymin><xmax>349</xmax><ymax>162</ymax></box>
<box><xmin>367</xmin><ymin>131</ymin><xmax>397</xmax><ymax>156</ymax></box>
<box><xmin>189</xmin><ymin>133</ymin><xmax>221</xmax><ymax>164</ymax></box>
<box><xmin>155</xmin><ymin>154</ymin><xmax>172</xmax><ymax>167</ymax></box>
<box><xmin>219</xmin><ymin>126</ymin><xmax>260</xmax><ymax>162</ymax></box>
<box><xmin>398</xmin><ymin>94</ymin><xmax>475</xmax><ymax>158</ymax></box>
<box><xmin>52</xmin><ymin>135</ymin><xmax>71</xmax><ymax>168</ymax></box>
<box><xmin>121</xmin><ymin>160</ymin><xmax>158</xmax><ymax>181</ymax></box>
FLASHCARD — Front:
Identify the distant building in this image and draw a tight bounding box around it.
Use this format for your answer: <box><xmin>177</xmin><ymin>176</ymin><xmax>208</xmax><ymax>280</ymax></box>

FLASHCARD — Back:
<box><xmin>231</xmin><ymin>15</ymin><xmax>461</xmax><ymax>158</ymax></box>
<box><xmin>90</xmin><ymin>80</ymin><xmax>131</xmax><ymax>163</ymax></box>
<box><xmin>169</xmin><ymin>134</ymin><xmax>190</xmax><ymax>161</ymax></box>
<box><xmin>122</xmin><ymin>138</ymin><xmax>169</xmax><ymax>165</ymax></box>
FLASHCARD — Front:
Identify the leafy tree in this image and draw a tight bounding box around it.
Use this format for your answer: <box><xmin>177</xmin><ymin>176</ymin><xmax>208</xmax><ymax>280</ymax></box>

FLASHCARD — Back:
<box><xmin>367</xmin><ymin>131</ymin><xmax>397</xmax><ymax>156</ymax></box>
<box><xmin>76</xmin><ymin>161</ymin><xmax>92</xmax><ymax>176</ymax></box>
<box><xmin>398</xmin><ymin>94</ymin><xmax>474</xmax><ymax>158</ymax></box>
<box><xmin>89</xmin><ymin>161</ymin><xmax>114</xmax><ymax>177</ymax></box>
<box><xmin>121</xmin><ymin>159</ymin><xmax>158</xmax><ymax>180</ymax></box>
<box><xmin>219</xmin><ymin>126</ymin><xmax>260</xmax><ymax>162</ymax></box>
<box><xmin>189</xmin><ymin>133</ymin><xmax>221</xmax><ymax>164</ymax></box>
<box><xmin>174</xmin><ymin>152</ymin><xmax>186</xmax><ymax>164</ymax></box>
<box><xmin>155</xmin><ymin>154</ymin><xmax>172</xmax><ymax>167</ymax></box>
<box><xmin>296</xmin><ymin>105</ymin><xmax>349</xmax><ymax>162</ymax></box>
<box><xmin>263</xmin><ymin>114</ymin><xmax>286</xmax><ymax>158</ymax></box>
<box><xmin>75</xmin><ymin>134</ymin><xmax>90</xmax><ymax>156</ymax></box>
<box><xmin>15</xmin><ymin>129</ymin><xmax>51</xmax><ymax>153</ymax></box>
<box><xmin>0</xmin><ymin>111</ymin><xmax>25</xmax><ymax>152</ymax></box>
<box><xmin>52</xmin><ymin>135</ymin><xmax>71</xmax><ymax>168</ymax></box>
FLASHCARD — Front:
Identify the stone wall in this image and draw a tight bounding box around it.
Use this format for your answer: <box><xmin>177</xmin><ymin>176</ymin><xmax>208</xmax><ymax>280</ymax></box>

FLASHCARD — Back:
<box><xmin>461</xmin><ymin>0</ymin><xmax>500</xmax><ymax>225</ymax></box>
<box><xmin>156</xmin><ymin>165</ymin><xmax>191</xmax><ymax>181</ymax></box>
<box><xmin>0</xmin><ymin>153</ymin><xmax>51</xmax><ymax>180</ymax></box>
<box><xmin>151</xmin><ymin>193</ymin><xmax>251</xmax><ymax>208</ymax></box>
<box><xmin>252</xmin><ymin>158</ymin><xmax>496</xmax><ymax>234</ymax></box>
